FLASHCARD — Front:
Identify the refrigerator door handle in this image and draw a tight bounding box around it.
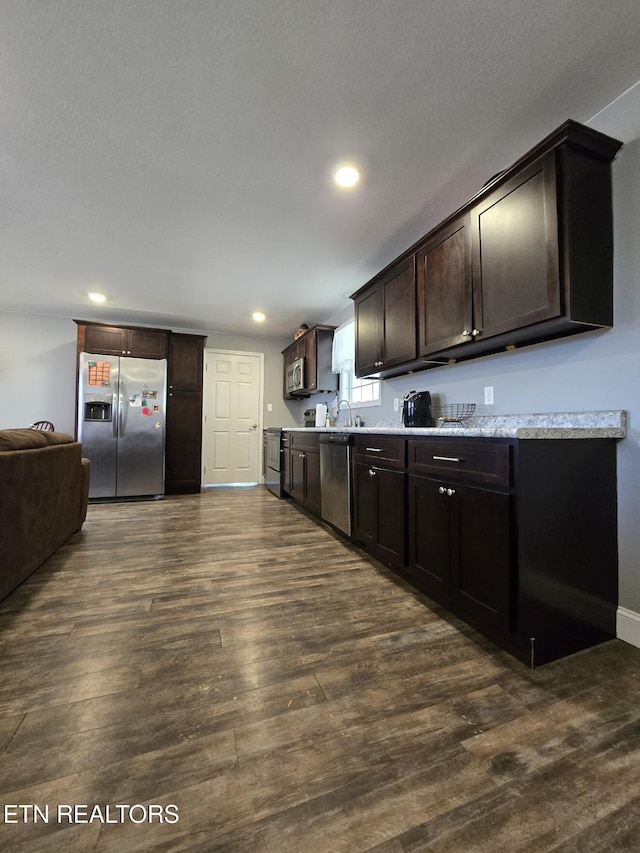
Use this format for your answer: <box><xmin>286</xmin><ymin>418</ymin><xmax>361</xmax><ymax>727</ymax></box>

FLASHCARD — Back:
<box><xmin>119</xmin><ymin>378</ymin><xmax>130</xmax><ymax>437</ymax></box>
<box><xmin>118</xmin><ymin>389</ymin><xmax>125</xmax><ymax>437</ymax></box>
<box><xmin>112</xmin><ymin>392</ymin><xmax>119</xmax><ymax>438</ymax></box>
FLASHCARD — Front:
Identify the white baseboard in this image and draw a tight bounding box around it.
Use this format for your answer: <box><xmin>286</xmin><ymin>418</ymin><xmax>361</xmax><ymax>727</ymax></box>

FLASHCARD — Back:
<box><xmin>617</xmin><ymin>607</ymin><xmax>640</xmax><ymax>649</ymax></box>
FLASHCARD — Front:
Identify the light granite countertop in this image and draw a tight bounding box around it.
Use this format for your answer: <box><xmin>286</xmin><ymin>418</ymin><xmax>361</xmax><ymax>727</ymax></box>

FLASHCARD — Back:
<box><xmin>284</xmin><ymin>410</ymin><xmax>627</xmax><ymax>439</ymax></box>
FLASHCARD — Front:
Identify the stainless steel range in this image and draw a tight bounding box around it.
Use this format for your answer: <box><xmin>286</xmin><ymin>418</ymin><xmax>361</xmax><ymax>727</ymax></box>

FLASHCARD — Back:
<box><xmin>263</xmin><ymin>428</ymin><xmax>284</xmax><ymax>498</ymax></box>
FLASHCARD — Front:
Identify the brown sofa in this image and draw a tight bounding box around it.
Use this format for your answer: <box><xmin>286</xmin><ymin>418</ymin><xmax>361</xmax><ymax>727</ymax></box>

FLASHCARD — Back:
<box><xmin>0</xmin><ymin>429</ymin><xmax>90</xmax><ymax>602</ymax></box>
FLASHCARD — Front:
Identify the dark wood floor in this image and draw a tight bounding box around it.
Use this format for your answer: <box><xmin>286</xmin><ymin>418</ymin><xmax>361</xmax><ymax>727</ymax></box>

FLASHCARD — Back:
<box><xmin>2</xmin><ymin>488</ymin><xmax>640</xmax><ymax>852</ymax></box>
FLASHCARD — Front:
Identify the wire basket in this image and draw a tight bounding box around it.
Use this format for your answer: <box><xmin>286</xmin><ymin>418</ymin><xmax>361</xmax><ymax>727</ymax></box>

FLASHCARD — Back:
<box><xmin>430</xmin><ymin>403</ymin><xmax>476</xmax><ymax>425</ymax></box>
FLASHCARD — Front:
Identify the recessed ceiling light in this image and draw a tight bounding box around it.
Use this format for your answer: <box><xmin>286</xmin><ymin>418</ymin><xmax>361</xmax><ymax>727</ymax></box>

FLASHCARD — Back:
<box><xmin>333</xmin><ymin>163</ymin><xmax>361</xmax><ymax>188</ymax></box>
<box><xmin>252</xmin><ymin>311</ymin><xmax>266</xmax><ymax>322</ymax></box>
<box><xmin>88</xmin><ymin>292</ymin><xmax>106</xmax><ymax>304</ymax></box>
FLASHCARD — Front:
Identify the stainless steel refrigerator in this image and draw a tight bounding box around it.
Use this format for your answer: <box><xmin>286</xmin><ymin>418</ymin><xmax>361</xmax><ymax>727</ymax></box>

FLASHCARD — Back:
<box><xmin>77</xmin><ymin>352</ymin><xmax>167</xmax><ymax>498</ymax></box>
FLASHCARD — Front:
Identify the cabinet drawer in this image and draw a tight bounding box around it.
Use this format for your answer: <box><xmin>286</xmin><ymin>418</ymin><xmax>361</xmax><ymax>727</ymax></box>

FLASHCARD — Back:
<box><xmin>408</xmin><ymin>438</ymin><xmax>512</xmax><ymax>487</ymax></box>
<box><xmin>354</xmin><ymin>435</ymin><xmax>406</xmax><ymax>469</ymax></box>
<box><xmin>290</xmin><ymin>431</ymin><xmax>319</xmax><ymax>451</ymax></box>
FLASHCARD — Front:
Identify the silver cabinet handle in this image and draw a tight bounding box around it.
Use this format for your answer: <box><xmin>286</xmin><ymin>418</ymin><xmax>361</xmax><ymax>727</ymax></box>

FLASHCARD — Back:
<box><xmin>447</xmin><ymin>488</ymin><xmax>456</xmax><ymax>496</ymax></box>
<box><xmin>472</xmin><ymin>329</ymin><xmax>481</xmax><ymax>337</ymax></box>
<box><xmin>365</xmin><ymin>447</ymin><xmax>383</xmax><ymax>452</ymax></box>
<box><xmin>369</xmin><ymin>468</ymin><xmax>377</xmax><ymax>477</ymax></box>
<box><xmin>433</xmin><ymin>455</ymin><xmax>460</xmax><ymax>462</ymax></box>
<box><xmin>438</xmin><ymin>486</ymin><xmax>446</xmax><ymax>494</ymax></box>
<box><xmin>462</xmin><ymin>329</ymin><xmax>470</xmax><ymax>337</ymax></box>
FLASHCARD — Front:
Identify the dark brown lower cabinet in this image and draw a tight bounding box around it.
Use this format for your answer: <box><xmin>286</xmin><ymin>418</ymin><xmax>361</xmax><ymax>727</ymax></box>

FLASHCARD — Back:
<box><xmin>288</xmin><ymin>433</ymin><xmax>321</xmax><ymax>517</ymax></box>
<box><xmin>405</xmin><ymin>436</ymin><xmax>617</xmax><ymax>666</ymax></box>
<box><xmin>407</xmin><ymin>474</ymin><xmax>512</xmax><ymax>642</ymax></box>
<box><xmin>285</xmin><ymin>430</ymin><xmax>618</xmax><ymax>667</ymax></box>
<box><xmin>165</xmin><ymin>389</ymin><xmax>203</xmax><ymax>494</ymax></box>
<box><xmin>353</xmin><ymin>462</ymin><xmax>406</xmax><ymax>571</ymax></box>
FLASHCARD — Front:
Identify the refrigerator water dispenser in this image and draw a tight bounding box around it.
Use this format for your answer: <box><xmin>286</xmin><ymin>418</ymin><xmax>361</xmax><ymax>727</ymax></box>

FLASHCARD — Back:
<box><xmin>84</xmin><ymin>398</ymin><xmax>112</xmax><ymax>421</ymax></box>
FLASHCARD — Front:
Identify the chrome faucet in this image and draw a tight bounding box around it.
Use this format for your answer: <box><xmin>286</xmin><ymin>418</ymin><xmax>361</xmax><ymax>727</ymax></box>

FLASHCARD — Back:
<box><xmin>337</xmin><ymin>399</ymin><xmax>353</xmax><ymax>427</ymax></box>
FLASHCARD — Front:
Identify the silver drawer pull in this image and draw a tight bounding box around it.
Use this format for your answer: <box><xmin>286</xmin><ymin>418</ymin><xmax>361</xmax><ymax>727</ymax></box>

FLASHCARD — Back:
<box><xmin>365</xmin><ymin>447</ymin><xmax>384</xmax><ymax>452</ymax></box>
<box><xmin>432</xmin><ymin>455</ymin><xmax>460</xmax><ymax>462</ymax></box>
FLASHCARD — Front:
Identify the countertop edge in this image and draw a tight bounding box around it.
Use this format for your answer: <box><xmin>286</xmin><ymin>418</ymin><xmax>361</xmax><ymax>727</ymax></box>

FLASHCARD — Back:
<box><xmin>281</xmin><ymin>410</ymin><xmax>627</xmax><ymax>440</ymax></box>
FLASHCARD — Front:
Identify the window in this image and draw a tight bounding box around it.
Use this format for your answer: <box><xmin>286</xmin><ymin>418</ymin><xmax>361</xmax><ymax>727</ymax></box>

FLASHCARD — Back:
<box><xmin>332</xmin><ymin>321</ymin><xmax>380</xmax><ymax>408</ymax></box>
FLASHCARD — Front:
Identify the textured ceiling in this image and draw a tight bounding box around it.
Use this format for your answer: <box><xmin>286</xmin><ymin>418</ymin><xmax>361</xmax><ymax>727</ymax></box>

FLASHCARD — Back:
<box><xmin>2</xmin><ymin>0</ymin><xmax>640</xmax><ymax>339</ymax></box>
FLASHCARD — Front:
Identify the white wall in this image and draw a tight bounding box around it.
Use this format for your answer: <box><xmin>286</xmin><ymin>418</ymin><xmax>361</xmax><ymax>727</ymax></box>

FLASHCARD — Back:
<box><xmin>0</xmin><ymin>315</ymin><xmax>79</xmax><ymax>433</ymax></box>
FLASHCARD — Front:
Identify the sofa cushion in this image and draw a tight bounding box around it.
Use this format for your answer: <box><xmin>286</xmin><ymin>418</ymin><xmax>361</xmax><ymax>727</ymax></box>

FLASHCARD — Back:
<box><xmin>39</xmin><ymin>431</ymin><xmax>76</xmax><ymax>446</ymax></box>
<box><xmin>0</xmin><ymin>429</ymin><xmax>75</xmax><ymax>451</ymax></box>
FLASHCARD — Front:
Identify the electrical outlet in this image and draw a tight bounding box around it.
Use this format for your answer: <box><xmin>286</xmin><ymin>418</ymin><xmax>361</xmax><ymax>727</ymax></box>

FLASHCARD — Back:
<box><xmin>484</xmin><ymin>386</ymin><xmax>494</xmax><ymax>405</ymax></box>
<box><xmin>393</xmin><ymin>398</ymin><xmax>399</xmax><ymax>412</ymax></box>
<box><xmin>267</xmin><ymin>403</ymin><xmax>273</xmax><ymax>412</ymax></box>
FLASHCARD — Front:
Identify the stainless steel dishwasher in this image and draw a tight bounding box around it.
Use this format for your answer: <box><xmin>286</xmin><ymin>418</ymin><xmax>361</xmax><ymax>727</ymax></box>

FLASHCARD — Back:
<box><xmin>319</xmin><ymin>433</ymin><xmax>353</xmax><ymax>537</ymax></box>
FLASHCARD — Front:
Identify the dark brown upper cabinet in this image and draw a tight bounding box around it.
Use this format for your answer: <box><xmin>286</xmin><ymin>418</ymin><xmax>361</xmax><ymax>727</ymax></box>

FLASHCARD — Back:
<box><xmin>76</xmin><ymin>321</ymin><xmax>169</xmax><ymax>359</ymax></box>
<box><xmin>281</xmin><ymin>325</ymin><xmax>337</xmax><ymax>398</ymax></box>
<box><xmin>168</xmin><ymin>332</ymin><xmax>205</xmax><ymax>391</ymax></box>
<box><xmin>353</xmin><ymin>255</ymin><xmax>416</xmax><ymax>378</ymax></box>
<box><xmin>353</xmin><ymin>120</ymin><xmax>622</xmax><ymax>378</ymax></box>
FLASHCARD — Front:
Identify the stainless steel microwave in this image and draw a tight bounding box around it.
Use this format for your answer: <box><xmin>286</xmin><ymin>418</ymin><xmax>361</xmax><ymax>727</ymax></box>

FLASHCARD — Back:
<box><xmin>286</xmin><ymin>357</ymin><xmax>305</xmax><ymax>394</ymax></box>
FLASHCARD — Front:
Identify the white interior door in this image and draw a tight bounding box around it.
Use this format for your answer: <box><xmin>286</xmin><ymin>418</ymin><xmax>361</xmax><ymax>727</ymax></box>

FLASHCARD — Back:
<box><xmin>202</xmin><ymin>349</ymin><xmax>263</xmax><ymax>485</ymax></box>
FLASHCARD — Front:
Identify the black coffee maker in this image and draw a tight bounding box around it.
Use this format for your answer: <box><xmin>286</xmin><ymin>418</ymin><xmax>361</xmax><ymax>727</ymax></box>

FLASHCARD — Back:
<box><xmin>402</xmin><ymin>390</ymin><xmax>433</xmax><ymax>427</ymax></box>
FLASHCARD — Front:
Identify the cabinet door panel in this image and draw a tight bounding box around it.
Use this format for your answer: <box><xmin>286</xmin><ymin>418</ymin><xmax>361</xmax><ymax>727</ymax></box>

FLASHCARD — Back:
<box><xmin>282</xmin><ymin>438</ymin><xmax>292</xmax><ymax>494</ymax></box>
<box><xmin>452</xmin><ymin>485</ymin><xmax>512</xmax><ymax>635</ymax></box>
<box><xmin>376</xmin><ymin>468</ymin><xmax>406</xmax><ymax>568</ymax></box>
<box><xmin>382</xmin><ymin>257</ymin><xmax>416</xmax><ymax>368</ymax></box>
<box><xmin>165</xmin><ymin>391</ymin><xmax>203</xmax><ymax>493</ymax></box>
<box><xmin>417</xmin><ymin>217</ymin><xmax>472</xmax><ymax>354</ymax></box>
<box><xmin>305</xmin><ymin>450</ymin><xmax>321</xmax><ymax>515</ymax></box>
<box><xmin>290</xmin><ymin>450</ymin><xmax>305</xmax><ymax>501</ymax></box>
<box><xmin>408</xmin><ymin>475</ymin><xmax>450</xmax><ymax>603</ymax></box>
<box><xmin>82</xmin><ymin>324</ymin><xmax>127</xmax><ymax>355</ymax></box>
<box><xmin>169</xmin><ymin>335</ymin><xmax>204</xmax><ymax>390</ymax></box>
<box><xmin>354</xmin><ymin>286</ymin><xmax>383</xmax><ymax>377</ymax></box>
<box><xmin>473</xmin><ymin>155</ymin><xmax>560</xmax><ymax>340</ymax></box>
<box><xmin>353</xmin><ymin>462</ymin><xmax>377</xmax><ymax>548</ymax></box>
<box><xmin>128</xmin><ymin>328</ymin><xmax>168</xmax><ymax>359</ymax></box>
<box><xmin>305</xmin><ymin>331</ymin><xmax>318</xmax><ymax>391</ymax></box>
